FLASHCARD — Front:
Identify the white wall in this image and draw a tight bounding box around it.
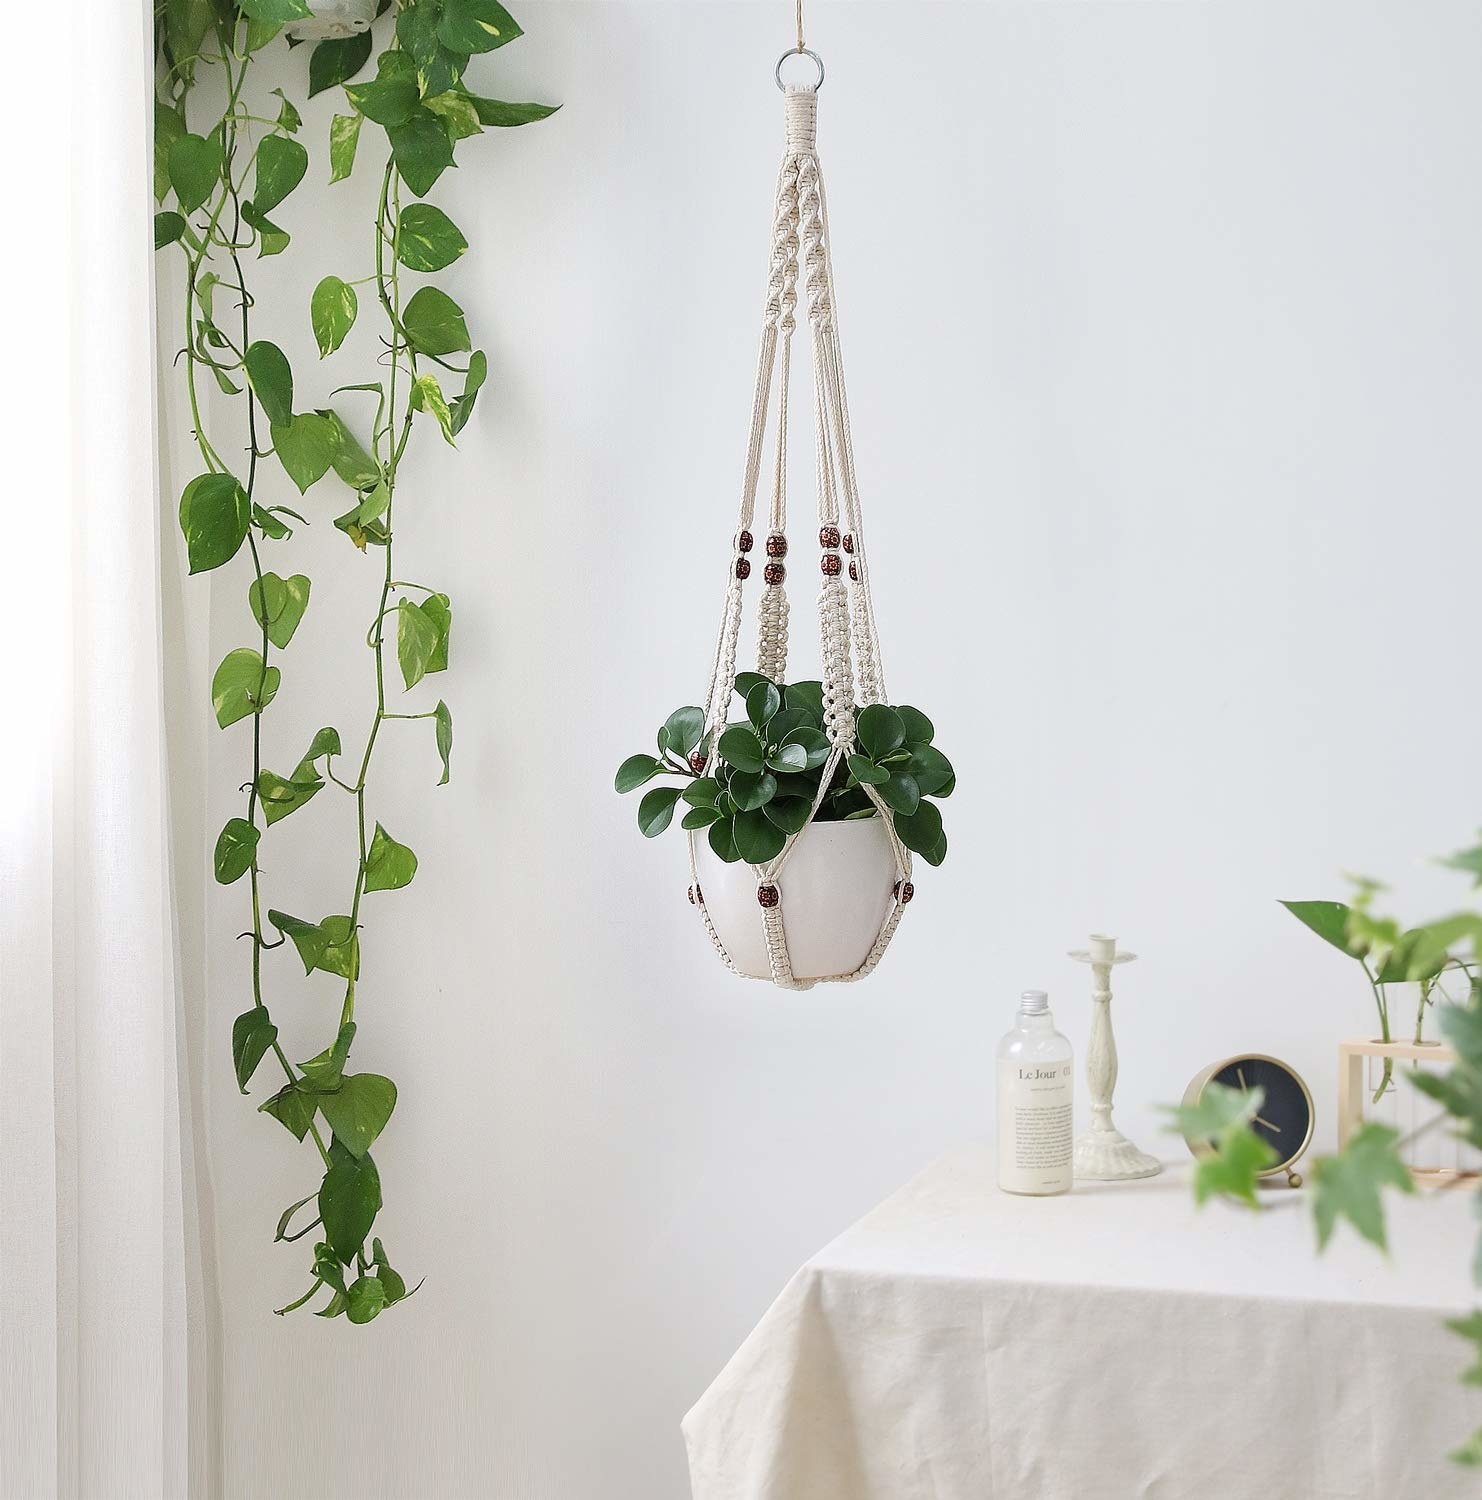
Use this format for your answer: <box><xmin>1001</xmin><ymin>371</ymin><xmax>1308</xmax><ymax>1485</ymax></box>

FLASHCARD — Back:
<box><xmin>167</xmin><ymin>3</ymin><xmax>1482</xmax><ymax>1496</ymax></box>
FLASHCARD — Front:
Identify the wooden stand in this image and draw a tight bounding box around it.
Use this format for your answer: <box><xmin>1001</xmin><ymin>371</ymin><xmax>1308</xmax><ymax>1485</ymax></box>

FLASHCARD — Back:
<box><xmin>1337</xmin><ymin>1038</ymin><xmax>1477</xmax><ymax>1183</ymax></box>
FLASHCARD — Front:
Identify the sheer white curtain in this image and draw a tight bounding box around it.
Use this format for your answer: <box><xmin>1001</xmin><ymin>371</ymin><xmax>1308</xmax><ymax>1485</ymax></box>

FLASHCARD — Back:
<box><xmin>0</xmin><ymin>2</ymin><xmax>212</xmax><ymax>1496</ymax></box>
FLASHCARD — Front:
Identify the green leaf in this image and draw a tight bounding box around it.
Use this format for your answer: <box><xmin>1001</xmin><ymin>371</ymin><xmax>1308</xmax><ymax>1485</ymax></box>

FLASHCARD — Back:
<box><xmin>237</xmin><ymin>0</ymin><xmax>312</xmax><ymax>20</ymax></box>
<box><xmin>154</xmin><ymin>104</ymin><xmax>186</xmax><ymax>203</ymax></box>
<box><xmin>389</xmin><ymin>109</ymin><xmax>456</xmax><ymax>197</ymax></box>
<box><xmin>169</xmin><ymin>133</ymin><xmax>223</xmax><ymax>214</ymax></box>
<box><xmin>459</xmin><ymin>93</ymin><xmax>559</xmax><ymax>128</ymax></box>
<box><xmin>163</xmin><ymin>0</ymin><xmax>215</xmax><ymax>78</ymax></box>
<box><xmin>346</xmin><ymin>1274</ymin><xmax>386</xmax><ymax>1324</ymax></box>
<box><xmin>1442</xmin><ymin>1004</ymin><xmax>1482</xmax><ymax>1072</ymax></box>
<box><xmin>878</xmin><ymin>772</ymin><xmax>921</xmax><ymax>816</ymax></box>
<box><xmin>245</xmin><ymin>18</ymin><xmax>284</xmax><ymax>51</ymax></box>
<box><xmin>154</xmin><ymin>211</ymin><xmax>186</xmax><ymax>250</ymax></box>
<box><xmin>402</xmin><ymin>286</ymin><xmax>471</xmax><ymax>356</ymax></box>
<box><xmin>269</xmin><ymin>911</ymin><xmax>358</xmax><ymax>979</ymax></box>
<box><xmin>708</xmin><ymin>816</ymin><xmax>740</xmax><ymax>863</ymax></box>
<box><xmin>857</xmin><ymin>704</ymin><xmax>905</xmax><ymax>760</ymax></box>
<box><xmin>729</xmin><ymin>771</ymin><xmax>777</xmax><ymax>812</ymax></box>
<box><xmin>765</xmin><ymin>743</ymin><xmax>808</xmax><ymax>775</ymax></box>
<box><xmin>252</xmin><ymin>503</ymin><xmax>304</xmax><ymax>540</ymax></box>
<box><xmin>272</xmin><ymin>87</ymin><xmax>302</xmax><ymax>133</ymax></box>
<box><xmin>248</xmin><ymin>571</ymin><xmax>310</xmax><ymax>649</ymax></box>
<box><xmin>781</xmin><ymin>726</ymin><xmax>830</xmax><ymax>770</ymax></box>
<box><xmin>745</xmin><ymin>680</ymin><xmax>781</xmax><ymax>729</ymax></box>
<box><xmin>897</xmin><ymin>705</ymin><xmax>935</xmax><ymax>744</ymax></box>
<box><xmin>273</xmin><ymin>1192</ymin><xmax>318</xmax><ymax>1243</ymax></box>
<box><xmin>1312</xmin><ymin>1121</ymin><xmax>1415</xmax><ymax>1251</ymax></box>
<box><xmin>681</xmin><ymin>806</ymin><xmax>722</xmax><ymax>831</ymax></box>
<box><xmin>1441</xmin><ymin>838</ymin><xmax>1482</xmax><ymax>888</ymax></box>
<box><xmin>395</xmin><ymin>0</ymin><xmax>443</xmax><ymax>66</ymax></box>
<box><xmin>365</xmin><ymin>823</ymin><xmax>418</xmax><ymax>892</ymax></box>
<box><xmin>319</xmin><ymin>1146</ymin><xmax>382</xmax><ymax>1263</ymax></box>
<box><xmin>423</xmin><ymin>89</ymin><xmax>484</xmax><ymax>140</ymax></box>
<box><xmin>311</xmin><ymin>276</ymin><xmax>358</xmax><ymax>358</ymax></box>
<box><xmin>682</xmin><ymin>778</ymin><xmax>720</xmax><ymax>808</ymax></box>
<box><xmin>396</xmin><ymin>598</ymin><xmax>439</xmax><ymax>689</ymax></box>
<box><xmin>718</xmin><ymin>726</ymin><xmax>766</xmax><ymax>773</ymax></box>
<box><xmin>434</xmin><ymin>699</ymin><xmax>453</xmax><ymax>785</ymax></box>
<box><xmin>329</xmin><ymin>112</ymin><xmax>363</xmax><ymax>183</ymax></box>
<box><xmin>1448</xmin><ymin>1425</ymin><xmax>1482</xmax><ymax>1468</ymax></box>
<box><xmin>346</xmin><ymin>77</ymin><xmax>420</xmax><ymax>128</ymax></box>
<box><xmin>918</xmin><ymin>831</ymin><xmax>949</xmax><ymax>867</ymax></box>
<box><xmin>784</xmin><ymin>680</ymin><xmax>824</xmax><ymax>718</ymax></box>
<box><xmin>437</xmin><ymin>0</ymin><xmax>521</xmax><ymax>53</ymax></box>
<box><xmin>848</xmin><ymin>754</ymin><xmax>888</xmax><ymax>787</ymax></box>
<box><xmin>449</xmin><ymin>350</ymin><xmax>488</xmax><ymax>436</ymax></box>
<box><xmin>733</xmin><ymin>808</ymin><xmax>787</xmax><ymax>864</ymax></box>
<box><xmin>662</xmin><ymin>706</ymin><xmax>705</xmax><ymax>758</ymax></box>
<box><xmin>260</xmin><ymin>1082</ymin><xmax>318</xmax><ymax>1141</ymax></box>
<box><xmin>214</xmin><ymin>818</ymin><xmax>261</xmax><ymax>884</ymax></box>
<box><xmin>212</xmin><ymin>648</ymin><xmax>279</xmax><ymax>728</ymax></box>
<box><xmin>310</xmin><ymin>30</ymin><xmax>374</xmax><ymax>96</ymax></box>
<box><xmin>244</xmin><ymin>341</ymin><xmax>294</xmax><ymax>426</ymax></box>
<box><xmin>410</xmin><ymin>373</ymin><xmax>456</xmax><ymax>444</ymax></box>
<box><xmin>318</xmin><ymin>1074</ymin><xmax>396</xmax><ymax>1158</ymax></box>
<box><xmin>253</xmin><ymin>133</ymin><xmax>308</xmax><ymax>216</ymax></box>
<box><xmin>396</xmin><ymin>202</ymin><xmax>469</xmax><ymax>272</ymax></box>
<box><xmin>1164</xmin><ymin>1080</ymin><xmax>1263</xmax><ymax>1144</ymax></box>
<box><xmin>419</xmin><ymin>593</ymin><xmax>451</xmax><ymax>672</ymax></box>
<box><xmin>231</xmin><ymin>1006</ymin><xmax>277</xmax><ymax>1092</ymax></box>
<box><xmin>615</xmin><ymin>754</ymin><xmax>663</xmax><ymax>793</ymax></box>
<box><xmin>907</xmin><ymin>744</ymin><xmax>954</xmax><ymax>797</ymax></box>
<box><xmin>1279</xmin><ymin>900</ymin><xmax>1365</xmax><ymax>960</ymax></box>
<box><xmin>734</xmin><ymin>672</ymin><xmax>770</xmax><ymax>699</ymax></box>
<box><xmin>299</xmin><ymin>1022</ymin><xmax>356</xmax><ymax>1090</ymax></box>
<box><xmin>763</xmin><ymin>796</ymin><xmax>813</xmax><ymax>834</ymax></box>
<box><xmin>272</xmin><ymin>413</ymin><xmax>339</xmax><ymax>493</ymax></box>
<box><xmin>256</xmin><ymin>769</ymin><xmax>322</xmax><ymax>826</ymax></box>
<box><xmin>638</xmin><ymin>786</ymin><xmax>682</xmax><ymax>837</ymax></box>
<box><xmin>241</xmin><ymin>199</ymin><xmax>290</xmax><ymax>257</ymax></box>
<box><xmin>179</xmin><ymin>473</ymin><xmax>250</xmax><ymax>574</ymax></box>
<box><xmin>892</xmin><ymin>799</ymin><xmax>944</xmax><ymax>857</ymax></box>
<box><xmin>1192</xmin><ymin>1127</ymin><xmax>1278</xmax><ymax>1209</ymax></box>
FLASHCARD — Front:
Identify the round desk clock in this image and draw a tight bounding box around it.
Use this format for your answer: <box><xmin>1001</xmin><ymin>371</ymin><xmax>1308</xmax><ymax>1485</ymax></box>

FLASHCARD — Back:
<box><xmin>1181</xmin><ymin>1054</ymin><xmax>1315</xmax><ymax>1188</ymax></box>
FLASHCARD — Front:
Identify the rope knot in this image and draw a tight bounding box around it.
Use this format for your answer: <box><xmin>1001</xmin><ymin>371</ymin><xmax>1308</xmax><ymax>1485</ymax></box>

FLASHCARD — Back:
<box><xmin>783</xmin><ymin>85</ymin><xmax>817</xmax><ymax>153</ymax></box>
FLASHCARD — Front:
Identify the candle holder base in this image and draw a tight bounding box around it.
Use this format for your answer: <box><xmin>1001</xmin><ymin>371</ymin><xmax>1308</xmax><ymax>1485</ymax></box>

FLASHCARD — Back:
<box><xmin>1074</xmin><ymin>1129</ymin><xmax>1162</xmax><ymax>1181</ymax></box>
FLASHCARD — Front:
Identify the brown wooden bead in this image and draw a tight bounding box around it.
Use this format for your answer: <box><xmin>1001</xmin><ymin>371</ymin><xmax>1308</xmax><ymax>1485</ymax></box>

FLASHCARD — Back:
<box><xmin>818</xmin><ymin>524</ymin><xmax>841</xmax><ymax>549</ymax></box>
<box><xmin>687</xmin><ymin>885</ymin><xmax>695</xmax><ymax>905</ymax></box>
<box><xmin>735</xmin><ymin>557</ymin><xmax>751</xmax><ymax>580</ymax></box>
<box><xmin>820</xmin><ymin>554</ymin><xmax>842</xmax><ymax>576</ymax></box>
<box><xmin>756</xmin><ymin>884</ymin><xmax>780</xmax><ymax>909</ymax></box>
<box><xmin>696</xmin><ymin>885</ymin><xmax>704</xmax><ymax>905</ymax></box>
<box><xmin>893</xmin><ymin>880</ymin><xmax>915</xmax><ymax>904</ymax></box>
<box><xmin>842</xmin><ymin>533</ymin><xmax>855</xmax><ymax>554</ymax></box>
<box><xmin>848</xmin><ymin>561</ymin><xmax>858</xmax><ymax>581</ymax></box>
<box><xmin>689</xmin><ymin>751</ymin><xmax>706</xmax><ymax>775</ymax></box>
<box><xmin>737</xmin><ymin>530</ymin><xmax>754</xmax><ymax>553</ymax></box>
<box><xmin>766</xmin><ymin>534</ymin><xmax>788</xmax><ymax>558</ymax></box>
<box><xmin>764</xmin><ymin>562</ymin><xmax>786</xmax><ymax>585</ymax></box>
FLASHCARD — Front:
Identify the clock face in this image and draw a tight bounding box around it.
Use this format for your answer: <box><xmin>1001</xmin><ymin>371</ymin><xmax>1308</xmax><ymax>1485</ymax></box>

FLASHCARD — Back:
<box><xmin>1208</xmin><ymin>1056</ymin><xmax>1312</xmax><ymax>1169</ymax></box>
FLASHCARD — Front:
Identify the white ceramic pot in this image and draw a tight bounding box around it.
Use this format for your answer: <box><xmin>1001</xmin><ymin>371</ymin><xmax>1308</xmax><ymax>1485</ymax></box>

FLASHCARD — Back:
<box><xmin>287</xmin><ymin>0</ymin><xmax>377</xmax><ymax>41</ymax></box>
<box><xmin>691</xmin><ymin>815</ymin><xmax>899</xmax><ymax>982</ymax></box>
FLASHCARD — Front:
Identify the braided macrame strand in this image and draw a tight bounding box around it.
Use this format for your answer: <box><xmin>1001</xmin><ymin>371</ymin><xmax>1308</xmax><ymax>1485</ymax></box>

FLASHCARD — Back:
<box><xmin>689</xmin><ymin>81</ymin><xmax>911</xmax><ymax>990</ymax></box>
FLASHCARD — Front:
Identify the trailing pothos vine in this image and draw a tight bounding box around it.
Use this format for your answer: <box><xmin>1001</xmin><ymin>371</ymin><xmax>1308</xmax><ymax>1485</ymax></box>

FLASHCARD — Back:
<box><xmin>154</xmin><ymin>0</ymin><xmax>554</xmax><ymax>1324</ymax></box>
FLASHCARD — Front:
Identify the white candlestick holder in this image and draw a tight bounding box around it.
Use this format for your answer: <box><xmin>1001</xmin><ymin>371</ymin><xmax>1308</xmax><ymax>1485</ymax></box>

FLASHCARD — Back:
<box><xmin>1070</xmin><ymin>933</ymin><xmax>1161</xmax><ymax>1181</ymax></box>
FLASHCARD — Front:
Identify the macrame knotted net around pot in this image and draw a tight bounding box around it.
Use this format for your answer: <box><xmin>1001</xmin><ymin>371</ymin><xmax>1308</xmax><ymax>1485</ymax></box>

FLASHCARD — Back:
<box><xmin>687</xmin><ymin>80</ymin><xmax>916</xmax><ymax>992</ymax></box>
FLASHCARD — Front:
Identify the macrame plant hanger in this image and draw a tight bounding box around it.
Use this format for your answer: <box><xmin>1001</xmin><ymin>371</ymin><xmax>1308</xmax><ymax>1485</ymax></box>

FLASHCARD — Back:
<box><xmin>687</xmin><ymin>17</ymin><xmax>914</xmax><ymax>991</ymax></box>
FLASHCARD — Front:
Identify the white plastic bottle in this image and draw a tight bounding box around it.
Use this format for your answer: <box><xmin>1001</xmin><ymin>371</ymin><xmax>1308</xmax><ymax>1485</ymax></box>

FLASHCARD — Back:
<box><xmin>997</xmin><ymin>989</ymin><xmax>1074</xmax><ymax>1195</ymax></box>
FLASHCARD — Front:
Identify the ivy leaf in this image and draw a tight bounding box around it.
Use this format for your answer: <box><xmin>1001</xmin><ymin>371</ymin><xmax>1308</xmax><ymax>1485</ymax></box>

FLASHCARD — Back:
<box><xmin>389</xmin><ymin>109</ymin><xmax>456</xmax><ymax>197</ymax></box>
<box><xmin>318</xmin><ymin>1074</ymin><xmax>397</xmax><ymax>1158</ymax></box>
<box><xmin>396</xmin><ymin>598</ymin><xmax>439</xmax><ymax>689</ymax></box>
<box><xmin>259</xmin><ymin>1081</ymin><xmax>318</xmax><ymax>1141</ymax></box>
<box><xmin>395</xmin><ymin>202</ymin><xmax>468</xmax><ymax>272</ymax></box>
<box><xmin>244</xmin><ymin>341</ymin><xmax>294</xmax><ymax>426</ymax></box>
<box><xmin>272</xmin><ymin>412</ymin><xmax>339</xmax><ymax>493</ymax></box>
<box><xmin>154</xmin><ymin>211</ymin><xmax>186</xmax><ymax>250</ymax></box>
<box><xmin>365</xmin><ymin>823</ymin><xmax>418</xmax><ymax>892</ymax></box>
<box><xmin>346</xmin><ymin>1274</ymin><xmax>386</xmax><ymax>1324</ymax></box>
<box><xmin>329</xmin><ymin>112</ymin><xmax>363</xmax><ymax>183</ymax></box>
<box><xmin>410</xmin><ymin>373</ymin><xmax>456</xmax><ymax>444</ymax></box>
<box><xmin>1192</xmin><ymin>1127</ymin><xmax>1277</xmax><ymax>1209</ymax></box>
<box><xmin>319</xmin><ymin>1146</ymin><xmax>382</xmax><ymax>1264</ymax></box>
<box><xmin>458</xmin><ymin>93</ymin><xmax>560</xmax><ymax>128</ymax></box>
<box><xmin>437</xmin><ymin>0</ymin><xmax>521</xmax><ymax>52</ymax></box>
<box><xmin>1278</xmin><ymin>900</ymin><xmax>1365</xmax><ymax>960</ymax></box>
<box><xmin>309</xmin><ymin>276</ymin><xmax>358</xmax><ymax>358</ymax></box>
<box><xmin>212</xmin><ymin>648</ymin><xmax>280</xmax><ymax>728</ymax></box>
<box><xmin>169</xmin><ymin>133</ymin><xmax>223</xmax><ymax>214</ymax></box>
<box><xmin>402</xmin><ymin>286</ymin><xmax>471</xmax><ymax>356</ymax></box>
<box><xmin>248</xmin><ymin>571</ymin><xmax>311</xmax><ymax>649</ymax></box>
<box><xmin>236</xmin><ymin>0</ymin><xmax>312</xmax><ymax>21</ymax></box>
<box><xmin>214</xmin><ymin>817</ymin><xmax>261</xmax><ymax>885</ymax></box>
<box><xmin>434</xmin><ymin>700</ymin><xmax>453</xmax><ymax>785</ymax></box>
<box><xmin>272</xmin><ymin>87</ymin><xmax>303</xmax><ymax>133</ymax></box>
<box><xmin>1165</xmin><ymin>1080</ymin><xmax>1262</xmax><ymax>1145</ymax></box>
<box><xmin>256</xmin><ymin>769</ymin><xmax>322</xmax><ymax>826</ymax></box>
<box><xmin>857</xmin><ymin>704</ymin><xmax>905</xmax><ymax>760</ymax></box>
<box><xmin>638</xmin><ymin>786</ymin><xmax>682</xmax><ymax>837</ymax></box>
<box><xmin>253</xmin><ymin>134</ymin><xmax>308</xmax><ymax>217</ymax></box>
<box><xmin>231</xmin><ymin>1006</ymin><xmax>277</xmax><ymax>1092</ymax></box>
<box><xmin>346</xmin><ymin>77</ymin><xmax>420</xmax><ymax>128</ymax></box>
<box><xmin>154</xmin><ymin>104</ymin><xmax>186</xmax><ymax>203</ymax></box>
<box><xmin>448</xmin><ymin>350</ymin><xmax>487</xmax><ymax>436</ymax></box>
<box><xmin>1312</xmin><ymin>1122</ymin><xmax>1415</xmax><ymax>1250</ymax></box>
<box><xmin>309</xmin><ymin>29</ymin><xmax>374</xmax><ymax>96</ymax></box>
<box><xmin>179</xmin><ymin>472</ymin><xmax>250</xmax><ymax>574</ymax></box>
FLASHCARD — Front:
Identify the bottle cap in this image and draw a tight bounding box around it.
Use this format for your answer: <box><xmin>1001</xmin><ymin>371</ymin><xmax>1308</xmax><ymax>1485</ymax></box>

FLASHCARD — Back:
<box><xmin>1019</xmin><ymin>989</ymin><xmax>1049</xmax><ymax>1014</ymax></box>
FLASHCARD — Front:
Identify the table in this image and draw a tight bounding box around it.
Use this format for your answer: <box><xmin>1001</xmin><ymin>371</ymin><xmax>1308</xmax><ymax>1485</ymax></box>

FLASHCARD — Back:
<box><xmin>683</xmin><ymin>1147</ymin><xmax>1480</xmax><ymax>1499</ymax></box>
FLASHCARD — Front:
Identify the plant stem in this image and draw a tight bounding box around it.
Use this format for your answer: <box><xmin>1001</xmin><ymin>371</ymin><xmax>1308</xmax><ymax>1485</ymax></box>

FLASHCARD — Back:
<box><xmin>1362</xmin><ymin>960</ymin><xmax>1395</xmax><ymax>1104</ymax></box>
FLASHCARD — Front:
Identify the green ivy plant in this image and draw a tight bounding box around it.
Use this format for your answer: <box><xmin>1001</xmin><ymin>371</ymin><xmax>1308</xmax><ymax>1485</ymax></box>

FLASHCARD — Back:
<box><xmin>155</xmin><ymin>0</ymin><xmax>554</xmax><ymax>1324</ymax></box>
<box><xmin>1175</xmin><ymin>839</ymin><xmax>1482</xmax><ymax>1463</ymax></box>
<box><xmin>616</xmin><ymin>673</ymin><xmax>956</xmax><ymax>867</ymax></box>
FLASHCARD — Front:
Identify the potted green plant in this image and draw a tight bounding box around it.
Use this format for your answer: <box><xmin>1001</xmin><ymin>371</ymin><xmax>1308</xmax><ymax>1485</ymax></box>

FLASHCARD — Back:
<box><xmin>617</xmin><ymin>673</ymin><xmax>954</xmax><ymax>982</ymax></box>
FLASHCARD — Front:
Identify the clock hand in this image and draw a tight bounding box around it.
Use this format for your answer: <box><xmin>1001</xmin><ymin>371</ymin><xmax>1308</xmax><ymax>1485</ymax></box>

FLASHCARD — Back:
<box><xmin>1237</xmin><ymin>1066</ymin><xmax>1248</xmax><ymax>1091</ymax></box>
<box><xmin>1252</xmin><ymin>1112</ymin><xmax>1282</xmax><ymax>1134</ymax></box>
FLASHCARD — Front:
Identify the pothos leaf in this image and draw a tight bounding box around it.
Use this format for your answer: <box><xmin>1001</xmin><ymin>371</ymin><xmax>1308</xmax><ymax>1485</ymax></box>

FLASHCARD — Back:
<box><xmin>310</xmin><ymin>29</ymin><xmax>374</xmax><ymax>97</ymax></box>
<box><xmin>364</xmin><ymin>823</ymin><xmax>418</xmax><ymax>892</ymax></box>
<box><xmin>259</xmin><ymin>1081</ymin><xmax>317</xmax><ymax>1141</ymax></box>
<box><xmin>434</xmin><ymin>699</ymin><xmax>453</xmax><ymax>785</ymax></box>
<box><xmin>214</xmin><ymin>817</ymin><xmax>261</xmax><ymax>884</ymax></box>
<box><xmin>231</xmin><ymin>1006</ymin><xmax>277</xmax><ymax>1092</ymax></box>
<box><xmin>311</xmin><ymin>276</ymin><xmax>358</xmax><ymax>357</ymax></box>
<box><xmin>211</xmin><ymin>648</ymin><xmax>280</xmax><ymax>728</ymax></box>
<box><xmin>317</xmin><ymin>1074</ymin><xmax>397</xmax><ymax>1158</ymax></box>
<box><xmin>1278</xmin><ymin>900</ymin><xmax>1365</xmax><ymax>960</ymax></box>
<box><xmin>396</xmin><ymin>598</ymin><xmax>439</xmax><ymax>689</ymax></box>
<box><xmin>329</xmin><ymin>113</ymin><xmax>363</xmax><ymax>184</ymax></box>
<box><xmin>410</xmin><ymin>372</ymin><xmax>456</xmax><ymax>444</ymax></box>
<box><xmin>319</xmin><ymin>1145</ymin><xmax>382</xmax><ymax>1264</ymax></box>
<box><xmin>179</xmin><ymin>473</ymin><xmax>250</xmax><ymax>574</ymax></box>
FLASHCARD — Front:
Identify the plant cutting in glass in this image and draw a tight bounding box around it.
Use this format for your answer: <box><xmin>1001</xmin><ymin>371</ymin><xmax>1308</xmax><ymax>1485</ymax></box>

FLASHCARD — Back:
<box><xmin>155</xmin><ymin>0</ymin><xmax>553</xmax><ymax>1323</ymax></box>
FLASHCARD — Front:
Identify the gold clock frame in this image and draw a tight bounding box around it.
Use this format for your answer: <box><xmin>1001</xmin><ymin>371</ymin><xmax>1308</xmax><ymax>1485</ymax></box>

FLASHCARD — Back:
<box><xmin>1181</xmin><ymin>1053</ymin><xmax>1315</xmax><ymax>1189</ymax></box>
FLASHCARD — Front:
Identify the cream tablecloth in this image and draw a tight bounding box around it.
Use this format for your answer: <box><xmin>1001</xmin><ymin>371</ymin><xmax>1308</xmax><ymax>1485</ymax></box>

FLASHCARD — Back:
<box><xmin>683</xmin><ymin>1147</ymin><xmax>1479</xmax><ymax>1499</ymax></box>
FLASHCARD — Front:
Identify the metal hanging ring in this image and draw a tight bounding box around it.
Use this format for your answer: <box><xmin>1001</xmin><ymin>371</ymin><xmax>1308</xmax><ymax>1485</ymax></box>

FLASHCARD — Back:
<box><xmin>775</xmin><ymin>47</ymin><xmax>825</xmax><ymax>92</ymax></box>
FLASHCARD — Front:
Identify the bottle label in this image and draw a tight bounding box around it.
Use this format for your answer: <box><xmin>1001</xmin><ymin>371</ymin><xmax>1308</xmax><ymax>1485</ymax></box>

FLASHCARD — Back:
<box><xmin>997</xmin><ymin>1058</ymin><xmax>1073</xmax><ymax>1194</ymax></box>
